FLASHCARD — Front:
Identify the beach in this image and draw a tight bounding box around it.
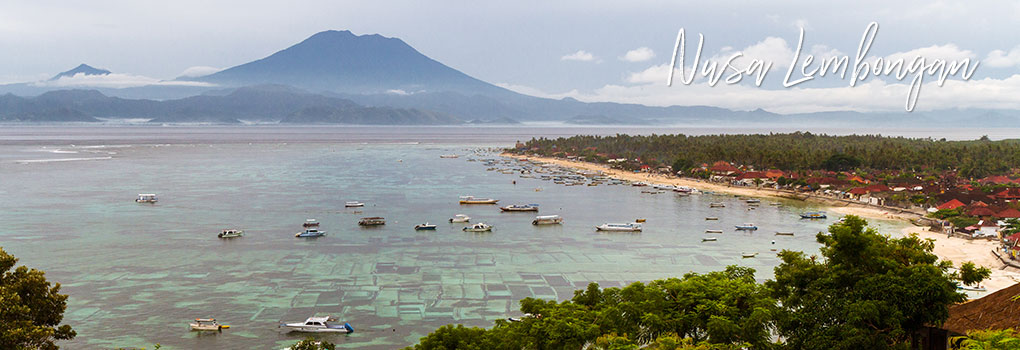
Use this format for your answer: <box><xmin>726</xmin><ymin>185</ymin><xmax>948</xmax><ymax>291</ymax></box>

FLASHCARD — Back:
<box><xmin>509</xmin><ymin>153</ymin><xmax>1020</xmax><ymax>293</ymax></box>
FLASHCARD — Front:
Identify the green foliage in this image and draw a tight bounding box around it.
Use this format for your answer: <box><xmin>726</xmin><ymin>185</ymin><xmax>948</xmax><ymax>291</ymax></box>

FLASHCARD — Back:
<box><xmin>404</xmin><ymin>324</ymin><xmax>491</xmax><ymax>350</ymax></box>
<box><xmin>673</xmin><ymin>158</ymin><xmax>694</xmax><ymax>174</ymax></box>
<box><xmin>931</xmin><ymin>208</ymin><xmax>962</xmax><ymax>219</ymax></box>
<box><xmin>1002</xmin><ymin>219</ymin><xmax>1020</xmax><ymax>235</ymax></box>
<box><xmin>289</xmin><ymin>337</ymin><xmax>336</xmax><ymax>350</ymax></box>
<box><xmin>958</xmin><ymin>262</ymin><xmax>992</xmax><ymax>287</ymax></box>
<box><xmin>767</xmin><ymin>215</ymin><xmax>966</xmax><ymax>350</ymax></box>
<box><xmin>949</xmin><ymin>216</ymin><xmax>980</xmax><ymax>229</ymax></box>
<box><xmin>515</xmin><ymin>133</ymin><xmax>1020</xmax><ymax>177</ymax></box>
<box><xmin>0</xmin><ymin>247</ymin><xmax>76</xmax><ymax>350</ymax></box>
<box><xmin>952</xmin><ymin>328</ymin><xmax>1020</xmax><ymax>349</ymax></box>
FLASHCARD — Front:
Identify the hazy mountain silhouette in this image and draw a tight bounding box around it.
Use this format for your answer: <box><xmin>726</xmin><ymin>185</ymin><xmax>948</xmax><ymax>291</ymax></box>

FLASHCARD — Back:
<box><xmin>51</xmin><ymin>64</ymin><xmax>111</xmax><ymax>80</ymax></box>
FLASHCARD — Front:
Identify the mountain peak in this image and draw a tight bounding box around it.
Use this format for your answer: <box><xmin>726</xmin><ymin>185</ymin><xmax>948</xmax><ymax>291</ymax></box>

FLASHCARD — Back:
<box><xmin>51</xmin><ymin>64</ymin><xmax>111</xmax><ymax>80</ymax></box>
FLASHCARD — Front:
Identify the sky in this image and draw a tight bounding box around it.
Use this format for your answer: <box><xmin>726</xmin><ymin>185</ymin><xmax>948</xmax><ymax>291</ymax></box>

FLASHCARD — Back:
<box><xmin>0</xmin><ymin>0</ymin><xmax>1018</xmax><ymax>113</ymax></box>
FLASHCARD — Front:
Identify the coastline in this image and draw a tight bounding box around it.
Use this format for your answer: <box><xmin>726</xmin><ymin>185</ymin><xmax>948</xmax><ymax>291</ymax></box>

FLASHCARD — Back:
<box><xmin>506</xmin><ymin>153</ymin><xmax>1020</xmax><ymax>293</ymax></box>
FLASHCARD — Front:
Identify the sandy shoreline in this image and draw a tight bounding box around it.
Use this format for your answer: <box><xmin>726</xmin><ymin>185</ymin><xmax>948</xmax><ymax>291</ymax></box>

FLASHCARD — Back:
<box><xmin>507</xmin><ymin>153</ymin><xmax>1020</xmax><ymax>293</ymax></box>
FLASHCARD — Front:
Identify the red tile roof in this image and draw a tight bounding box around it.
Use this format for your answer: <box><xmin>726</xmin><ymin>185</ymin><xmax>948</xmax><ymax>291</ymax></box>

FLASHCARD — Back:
<box><xmin>968</xmin><ymin>207</ymin><xmax>997</xmax><ymax>217</ymax></box>
<box><xmin>709</xmin><ymin>161</ymin><xmax>739</xmax><ymax>173</ymax></box>
<box><xmin>736</xmin><ymin>171</ymin><xmax>767</xmax><ymax>180</ymax></box>
<box><xmin>999</xmin><ymin>208</ymin><xmax>1020</xmax><ymax>219</ymax></box>
<box><xmin>937</xmin><ymin>199</ymin><xmax>966</xmax><ymax>210</ymax></box>
<box><xmin>848</xmin><ymin>187</ymin><xmax>869</xmax><ymax>195</ymax></box>
<box><xmin>996</xmin><ymin>188</ymin><xmax>1020</xmax><ymax>199</ymax></box>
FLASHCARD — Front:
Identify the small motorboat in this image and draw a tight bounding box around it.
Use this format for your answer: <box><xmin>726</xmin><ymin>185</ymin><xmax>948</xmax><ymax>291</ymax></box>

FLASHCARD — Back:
<box><xmin>135</xmin><ymin>193</ymin><xmax>158</xmax><ymax>203</ymax></box>
<box><xmin>746</xmin><ymin>199</ymin><xmax>761</xmax><ymax>204</ymax></box>
<box><xmin>742</xmin><ymin>252</ymin><xmax>758</xmax><ymax>258</ymax></box>
<box><xmin>359</xmin><ymin>217</ymin><xmax>386</xmax><ymax>226</ymax></box>
<box><xmin>440</xmin><ymin>154</ymin><xmax>459</xmax><ymax>159</ymax></box>
<box><xmin>500</xmin><ymin>204</ymin><xmax>539</xmax><ymax>212</ymax></box>
<box><xmin>705</xmin><ymin>217</ymin><xmax>719</xmax><ymax>220</ymax></box>
<box><xmin>775</xmin><ymin>231</ymin><xmax>795</xmax><ymax>236</ymax></box>
<box><xmin>709</xmin><ymin>203</ymin><xmax>725</xmax><ymax>208</ymax></box>
<box><xmin>705</xmin><ymin>229</ymin><xmax>723</xmax><ymax>233</ymax></box>
<box><xmin>463</xmin><ymin>223</ymin><xmax>493</xmax><ymax>232</ymax></box>
<box><xmin>735</xmin><ymin>223</ymin><xmax>758</xmax><ymax>231</ymax></box>
<box><xmin>459</xmin><ymin>196</ymin><xmax>499</xmax><ymax>204</ymax></box>
<box><xmin>279</xmin><ymin>316</ymin><xmax>354</xmax><ymax>333</ymax></box>
<box><xmin>190</xmin><ymin>318</ymin><xmax>227</xmax><ymax>331</ymax></box>
<box><xmin>302</xmin><ymin>219</ymin><xmax>320</xmax><ymax>228</ymax></box>
<box><xmin>532</xmin><ymin>215</ymin><xmax>563</xmax><ymax>225</ymax></box>
<box><xmin>702</xmin><ymin>237</ymin><xmax>718</xmax><ymax>242</ymax></box>
<box><xmin>800</xmin><ymin>211</ymin><xmax>827</xmax><ymax>219</ymax></box>
<box><xmin>635</xmin><ymin>218</ymin><xmax>647</xmax><ymax>223</ymax></box>
<box><xmin>770</xmin><ymin>202</ymin><xmax>782</xmax><ymax>206</ymax></box>
<box><xmin>295</xmin><ymin>229</ymin><xmax>326</xmax><ymax>238</ymax></box>
<box><xmin>449</xmin><ymin>214</ymin><xmax>471</xmax><ymax>223</ymax></box>
<box><xmin>414</xmin><ymin>222</ymin><xmax>437</xmax><ymax>230</ymax></box>
<box><xmin>345</xmin><ymin>201</ymin><xmax>365</xmax><ymax>208</ymax></box>
<box><xmin>218</xmin><ymin>229</ymin><xmax>244</xmax><ymax>238</ymax></box>
<box><xmin>596</xmin><ymin>223</ymin><xmax>642</xmax><ymax>232</ymax></box>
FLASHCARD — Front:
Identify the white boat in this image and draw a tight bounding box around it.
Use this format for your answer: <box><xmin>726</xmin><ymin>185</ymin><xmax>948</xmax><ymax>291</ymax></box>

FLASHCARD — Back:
<box><xmin>463</xmin><ymin>223</ymin><xmax>493</xmax><ymax>232</ymax></box>
<box><xmin>596</xmin><ymin>223</ymin><xmax>642</xmax><ymax>232</ymax></box>
<box><xmin>358</xmin><ymin>217</ymin><xmax>386</xmax><ymax>226</ymax></box>
<box><xmin>218</xmin><ymin>229</ymin><xmax>244</xmax><ymax>238</ymax></box>
<box><xmin>414</xmin><ymin>222</ymin><xmax>437</xmax><ymax>230</ymax></box>
<box><xmin>501</xmin><ymin>204</ymin><xmax>539</xmax><ymax>212</ymax></box>
<box><xmin>440</xmin><ymin>154</ymin><xmax>459</xmax><ymax>159</ymax></box>
<box><xmin>958</xmin><ymin>285</ymin><xmax>988</xmax><ymax>292</ymax></box>
<box><xmin>735</xmin><ymin>223</ymin><xmax>758</xmax><ymax>231</ymax></box>
<box><xmin>190</xmin><ymin>318</ymin><xmax>226</xmax><ymax>331</ymax></box>
<box><xmin>775</xmin><ymin>231</ymin><xmax>795</xmax><ymax>236</ymax></box>
<box><xmin>136</xmin><ymin>193</ymin><xmax>158</xmax><ymax>203</ymax></box>
<box><xmin>532</xmin><ymin>215</ymin><xmax>563</xmax><ymax>225</ymax></box>
<box><xmin>459</xmin><ymin>196</ymin><xmax>499</xmax><ymax>204</ymax></box>
<box><xmin>741</xmin><ymin>252</ymin><xmax>758</xmax><ymax>258</ymax></box>
<box><xmin>345</xmin><ymin>201</ymin><xmax>364</xmax><ymax>208</ymax></box>
<box><xmin>279</xmin><ymin>316</ymin><xmax>354</xmax><ymax>333</ymax></box>
<box><xmin>295</xmin><ymin>229</ymin><xmax>326</xmax><ymax>238</ymax></box>
<box><xmin>705</xmin><ymin>229</ymin><xmax>723</xmax><ymax>233</ymax></box>
<box><xmin>702</xmin><ymin>237</ymin><xmax>718</xmax><ymax>242</ymax></box>
<box><xmin>449</xmin><ymin>214</ymin><xmax>471</xmax><ymax>223</ymax></box>
<box><xmin>746</xmin><ymin>199</ymin><xmax>761</xmax><ymax>204</ymax></box>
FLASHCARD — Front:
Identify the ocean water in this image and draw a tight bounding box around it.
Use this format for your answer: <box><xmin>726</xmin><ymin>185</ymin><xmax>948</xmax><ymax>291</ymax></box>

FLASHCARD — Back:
<box><xmin>0</xmin><ymin>126</ymin><xmax>905</xmax><ymax>349</ymax></box>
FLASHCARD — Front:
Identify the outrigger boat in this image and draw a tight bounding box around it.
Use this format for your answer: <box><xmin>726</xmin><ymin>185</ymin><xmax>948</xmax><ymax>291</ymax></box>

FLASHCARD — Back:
<box><xmin>596</xmin><ymin>223</ymin><xmax>642</xmax><ymax>232</ymax></box>
<box><xmin>735</xmin><ymin>223</ymin><xmax>758</xmax><ymax>231</ymax></box>
<box><xmin>295</xmin><ymin>229</ymin><xmax>325</xmax><ymax>238</ymax></box>
<box><xmin>500</xmin><ymin>204</ymin><xmax>539</xmax><ymax>212</ymax></box>
<box><xmin>463</xmin><ymin>223</ymin><xmax>493</xmax><ymax>232</ymax></box>
<box><xmin>414</xmin><ymin>222</ymin><xmax>437</xmax><ymax>230</ymax></box>
<box><xmin>279</xmin><ymin>316</ymin><xmax>354</xmax><ymax>333</ymax></box>
<box><xmin>532</xmin><ymin>215</ymin><xmax>563</xmax><ymax>225</ymax></box>
<box><xmin>345</xmin><ymin>201</ymin><xmax>365</xmax><ymax>208</ymax></box>
<box><xmin>190</xmin><ymin>318</ymin><xmax>228</xmax><ymax>331</ymax></box>
<box><xmin>135</xmin><ymin>193</ymin><xmax>158</xmax><ymax>203</ymax></box>
<box><xmin>359</xmin><ymin>217</ymin><xmax>386</xmax><ymax>226</ymax></box>
<box><xmin>459</xmin><ymin>196</ymin><xmax>499</xmax><ymax>204</ymax></box>
<box><xmin>449</xmin><ymin>214</ymin><xmax>471</xmax><ymax>223</ymax></box>
<box><xmin>800</xmin><ymin>211</ymin><xmax>827</xmax><ymax>219</ymax></box>
<box><xmin>218</xmin><ymin>229</ymin><xmax>244</xmax><ymax>238</ymax></box>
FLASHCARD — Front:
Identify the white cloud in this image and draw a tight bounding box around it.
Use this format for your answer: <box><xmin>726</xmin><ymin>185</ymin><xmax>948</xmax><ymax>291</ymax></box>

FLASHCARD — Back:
<box><xmin>626</xmin><ymin>63</ymin><xmax>674</xmax><ymax>84</ymax></box>
<box><xmin>710</xmin><ymin>36</ymin><xmax>796</xmax><ymax>69</ymax></box>
<box><xmin>792</xmin><ymin>18</ymin><xmax>811</xmax><ymax>30</ymax></box>
<box><xmin>561</xmin><ymin>50</ymin><xmax>596</xmax><ymax>62</ymax></box>
<box><xmin>178</xmin><ymin>66</ymin><xmax>221</xmax><ymax>78</ymax></box>
<box><xmin>620</xmin><ymin>47</ymin><xmax>655</xmax><ymax>62</ymax></box>
<box><xmin>884</xmin><ymin>44</ymin><xmax>976</xmax><ymax>64</ymax></box>
<box><xmin>985</xmin><ymin>47</ymin><xmax>1020</xmax><ymax>68</ymax></box>
<box><xmin>34</xmin><ymin>72</ymin><xmax>216</xmax><ymax>88</ymax></box>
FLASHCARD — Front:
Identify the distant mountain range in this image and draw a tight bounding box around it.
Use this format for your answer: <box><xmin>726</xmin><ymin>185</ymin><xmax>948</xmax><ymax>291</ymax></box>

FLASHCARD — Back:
<box><xmin>0</xmin><ymin>30</ymin><xmax>1017</xmax><ymax>126</ymax></box>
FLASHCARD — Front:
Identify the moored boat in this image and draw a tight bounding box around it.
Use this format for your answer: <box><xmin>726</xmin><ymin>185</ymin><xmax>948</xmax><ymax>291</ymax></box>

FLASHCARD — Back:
<box><xmin>279</xmin><ymin>316</ymin><xmax>354</xmax><ymax>333</ymax></box>
<box><xmin>449</xmin><ymin>214</ymin><xmax>471</xmax><ymax>223</ymax></box>
<box><xmin>500</xmin><ymin>204</ymin><xmax>539</xmax><ymax>212</ymax></box>
<box><xmin>136</xmin><ymin>193</ymin><xmax>158</xmax><ymax>203</ymax></box>
<box><xmin>709</xmin><ymin>203</ymin><xmax>725</xmax><ymax>208</ymax></box>
<box><xmin>295</xmin><ymin>229</ymin><xmax>326</xmax><ymax>238</ymax></box>
<box><xmin>414</xmin><ymin>222</ymin><xmax>437</xmax><ymax>230</ymax></box>
<box><xmin>459</xmin><ymin>196</ymin><xmax>499</xmax><ymax>204</ymax></box>
<box><xmin>358</xmin><ymin>217</ymin><xmax>386</xmax><ymax>226</ymax></box>
<box><xmin>303</xmin><ymin>219</ymin><xmax>320</xmax><ymax>228</ymax></box>
<box><xmin>705</xmin><ymin>217</ymin><xmax>719</xmax><ymax>220</ymax></box>
<box><xmin>746</xmin><ymin>199</ymin><xmax>761</xmax><ymax>204</ymax></box>
<box><xmin>735</xmin><ymin>223</ymin><xmax>758</xmax><ymax>231</ymax></box>
<box><xmin>596</xmin><ymin>223</ymin><xmax>642</xmax><ymax>232</ymax></box>
<box><xmin>439</xmin><ymin>154</ymin><xmax>459</xmax><ymax>159</ymax></box>
<box><xmin>218</xmin><ymin>229</ymin><xmax>244</xmax><ymax>238</ymax></box>
<box><xmin>345</xmin><ymin>201</ymin><xmax>365</xmax><ymax>208</ymax></box>
<box><xmin>800</xmin><ymin>211</ymin><xmax>827</xmax><ymax>219</ymax></box>
<box><xmin>463</xmin><ymin>223</ymin><xmax>493</xmax><ymax>232</ymax></box>
<box><xmin>190</xmin><ymin>318</ymin><xmax>226</xmax><ymax>331</ymax></box>
<box><xmin>702</xmin><ymin>237</ymin><xmax>718</xmax><ymax>242</ymax></box>
<box><xmin>741</xmin><ymin>252</ymin><xmax>758</xmax><ymax>258</ymax></box>
<box><xmin>532</xmin><ymin>215</ymin><xmax>563</xmax><ymax>225</ymax></box>
<box><xmin>705</xmin><ymin>229</ymin><xmax>723</xmax><ymax>233</ymax></box>
<box><xmin>775</xmin><ymin>231</ymin><xmax>795</xmax><ymax>236</ymax></box>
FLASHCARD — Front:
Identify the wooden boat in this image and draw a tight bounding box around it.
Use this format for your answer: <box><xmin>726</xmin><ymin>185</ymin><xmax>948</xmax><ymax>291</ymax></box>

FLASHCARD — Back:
<box><xmin>439</xmin><ymin>154</ymin><xmax>459</xmax><ymax>159</ymax></box>
<box><xmin>218</xmin><ymin>229</ymin><xmax>244</xmax><ymax>238</ymax></box>
<box><xmin>742</xmin><ymin>252</ymin><xmax>758</xmax><ymax>258</ymax></box>
<box><xmin>705</xmin><ymin>229</ymin><xmax>723</xmax><ymax>233</ymax></box>
<box><xmin>463</xmin><ymin>223</ymin><xmax>493</xmax><ymax>232</ymax></box>
<box><xmin>735</xmin><ymin>223</ymin><xmax>758</xmax><ymax>231</ymax></box>
<box><xmin>190</xmin><ymin>318</ymin><xmax>227</xmax><ymax>331</ymax></box>
<box><xmin>635</xmin><ymin>218</ymin><xmax>647</xmax><ymax>223</ymax></box>
<box><xmin>302</xmin><ymin>219</ymin><xmax>320</xmax><ymax>228</ymax></box>
<box><xmin>345</xmin><ymin>201</ymin><xmax>365</xmax><ymax>208</ymax></box>
<box><xmin>295</xmin><ymin>229</ymin><xmax>326</xmax><ymax>238</ymax></box>
<box><xmin>449</xmin><ymin>214</ymin><xmax>471</xmax><ymax>223</ymax></box>
<box><xmin>705</xmin><ymin>217</ymin><xmax>719</xmax><ymax>220</ymax></box>
<box><xmin>709</xmin><ymin>203</ymin><xmax>725</xmax><ymax>208</ymax></box>
<box><xmin>702</xmin><ymin>237</ymin><xmax>718</xmax><ymax>242</ymax></box>
<box><xmin>532</xmin><ymin>215</ymin><xmax>563</xmax><ymax>225</ymax></box>
<box><xmin>414</xmin><ymin>223</ymin><xmax>437</xmax><ymax>230</ymax></box>
<box><xmin>279</xmin><ymin>316</ymin><xmax>353</xmax><ymax>333</ymax></box>
<box><xmin>596</xmin><ymin>223</ymin><xmax>642</xmax><ymax>232</ymax></box>
<box><xmin>501</xmin><ymin>204</ymin><xmax>539</xmax><ymax>212</ymax></box>
<box><xmin>459</xmin><ymin>196</ymin><xmax>499</xmax><ymax>204</ymax></box>
<box><xmin>358</xmin><ymin>217</ymin><xmax>386</xmax><ymax>226</ymax></box>
<box><xmin>800</xmin><ymin>211</ymin><xmax>827</xmax><ymax>219</ymax></box>
<box><xmin>746</xmin><ymin>199</ymin><xmax>761</xmax><ymax>204</ymax></box>
<box><xmin>775</xmin><ymin>231</ymin><xmax>795</xmax><ymax>236</ymax></box>
<box><xmin>135</xmin><ymin>193</ymin><xmax>158</xmax><ymax>203</ymax></box>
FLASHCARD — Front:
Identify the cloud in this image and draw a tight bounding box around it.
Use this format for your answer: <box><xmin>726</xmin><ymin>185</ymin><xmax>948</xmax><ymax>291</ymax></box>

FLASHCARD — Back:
<box><xmin>620</xmin><ymin>47</ymin><xmax>655</xmax><ymax>62</ymax></box>
<box><xmin>792</xmin><ymin>18</ymin><xmax>811</xmax><ymax>30</ymax></box>
<box><xmin>34</xmin><ymin>72</ymin><xmax>216</xmax><ymax>88</ymax></box>
<box><xmin>884</xmin><ymin>44</ymin><xmax>976</xmax><ymax>64</ymax></box>
<box><xmin>710</xmin><ymin>36</ymin><xmax>796</xmax><ymax>69</ymax></box>
<box><xmin>626</xmin><ymin>63</ymin><xmax>673</xmax><ymax>84</ymax></box>
<box><xmin>561</xmin><ymin>50</ymin><xmax>596</xmax><ymax>62</ymax></box>
<box><xmin>178</xmin><ymin>66</ymin><xmax>221</xmax><ymax>78</ymax></box>
<box><xmin>985</xmin><ymin>47</ymin><xmax>1020</xmax><ymax>68</ymax></box>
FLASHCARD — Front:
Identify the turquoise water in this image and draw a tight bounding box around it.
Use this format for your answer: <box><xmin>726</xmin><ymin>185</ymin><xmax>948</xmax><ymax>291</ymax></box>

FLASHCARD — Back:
<box><xmin>0</xmin><ymin>129</ymin><xmax>902</xmax><ymax>349</ymax></box>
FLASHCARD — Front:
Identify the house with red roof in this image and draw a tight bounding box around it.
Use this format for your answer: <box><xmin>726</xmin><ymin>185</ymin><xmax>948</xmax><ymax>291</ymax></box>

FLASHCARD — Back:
<box><xmin>995</xmin><ymin>188</ymin><xmax>1020</xmax><ymax>202</ymax></box>
<box><xmin>937</xmin><ymin>199</ymin><xmax>965</xmax><ymax>211</ymax></box>
<box><xmin>997</xmin><ymin>208</ymin><xmax>1020</xmax><ymax>219</ymax></box>
<box><xmin>979</xmin><ymin>175</ymin><xmax>1018</xmax><ymax>185</ymax></box>
<box><xmin>709</xmin><ymin>161</ymin><xmax>739</xmax><ymax>176</ymax></box>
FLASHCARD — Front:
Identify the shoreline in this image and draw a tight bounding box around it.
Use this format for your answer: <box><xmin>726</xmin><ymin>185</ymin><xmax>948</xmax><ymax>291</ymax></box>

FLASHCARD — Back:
<box><xmin>506</xmin><ymin>153</ymin><xmax>1020</xmax><ymax>293</ymax></box>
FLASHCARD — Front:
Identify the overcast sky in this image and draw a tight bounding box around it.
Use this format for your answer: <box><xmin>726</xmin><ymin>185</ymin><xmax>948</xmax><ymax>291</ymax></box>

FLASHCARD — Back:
<box><xmin>0</xmin><ymin>0</ymin><xmax>1017</xmax><ymax>113</ymax></box>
